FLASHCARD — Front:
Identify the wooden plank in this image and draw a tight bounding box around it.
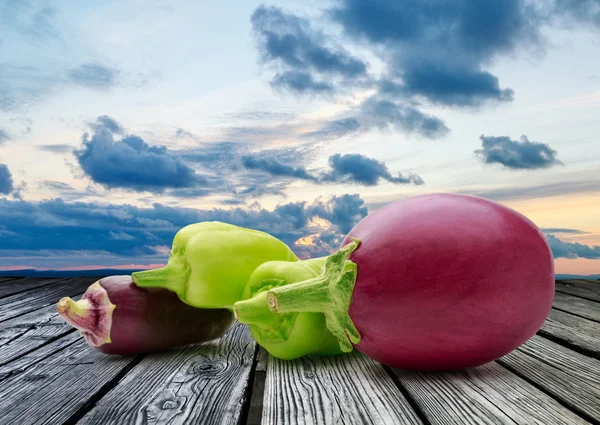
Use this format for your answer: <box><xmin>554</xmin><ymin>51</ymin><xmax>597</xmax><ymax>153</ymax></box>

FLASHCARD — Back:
<box><xmin>392</xmin><ymin>362</ymin><xmax>590</xmax><ymax>425</ymax></box>
<box><xmin>556</xmin><ymin>280</ymin><xmax>600</xmax><ymax>302</ymax></box>
<box><xmin>0</xmin><ymin>297</ymin><xmax>84</xmax><ymax>366</ymax></box>
<box><xmin>247</xmin><ymin>347</ymin><xmax>269</xmax><ymax>425</ymax></box>
<box><xmin>262</xmin><ymin>350</ymin><xmax>423</xmax><ymax>425</ymax></box>
<box><xmin>540</xmin><ymin>309</ymin><xmax>600</xmax><ymax>357</ymax></box>
<box><xmin>0</xmin><ymin>339</ymin><xmax>138</xmax><ymax>425</ymax></box>
<box><xmin>0</xmin><ymin>277</ymin><xmax>71</xmax><ymax>298</ymax></box>
<box><xmin>0</xmin><ymin>277</ymin><xmax>19</xmax><ymax>283</ymax></box>
<box><xmin>76</xmin><ymin>323</ymin><xmax>256</xmax><ymax>425</ymax></box>
<box><xmin>0</xmin><ymin>332</ymin><xmax>80</xmax><ymax>382</ymax></box>
<box><xmin>498</xmin><ymin>335</ymin><xmax>600</xmax><ymax>423</ymax></box>
<box><xmin>553</xmin><ymin>292</ymin><xmax>600</xmax><ymax>322</ymax></box>
<box><xmin>0</xmin><ymin>277</ymin><xmax>95</xmax><ymax>323</ymax></box>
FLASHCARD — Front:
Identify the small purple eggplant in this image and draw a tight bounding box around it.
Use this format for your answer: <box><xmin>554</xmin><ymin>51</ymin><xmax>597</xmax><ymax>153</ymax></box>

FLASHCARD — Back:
<box><xmin>56</xmin><ymin>275</ymin><xmax>235</xmax><ymax>355</ymax></box>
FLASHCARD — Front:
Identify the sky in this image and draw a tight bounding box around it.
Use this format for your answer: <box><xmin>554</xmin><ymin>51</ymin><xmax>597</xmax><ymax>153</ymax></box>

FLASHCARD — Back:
<box><xmin>0</xmin><ymin>0</ymin><xmax>599</xmax><ymax>274</ymax></box>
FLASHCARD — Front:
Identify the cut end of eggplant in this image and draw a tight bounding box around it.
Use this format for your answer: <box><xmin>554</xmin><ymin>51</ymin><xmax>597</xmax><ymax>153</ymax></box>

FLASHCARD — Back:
<box><xmin>56</xmin><ymin>281</ymin><xmax>115</xmax><ymax>347</ymax></box>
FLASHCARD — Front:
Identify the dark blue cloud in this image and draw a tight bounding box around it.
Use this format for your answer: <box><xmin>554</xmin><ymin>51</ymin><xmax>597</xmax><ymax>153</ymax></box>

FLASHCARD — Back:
<box><xmin>308</xmin><ymin>193</ymin><xmax>368</xmax><ymax>234</ymax></box>
<box><xmin>322</xmin><ymin>153</ymin><xmax>424</xmax><ymax>186</ymax></box>
<box><xmin>74</xmin><ymin>116</ymin><xmax>203</xmax><ymax>192</ymax></box>
<box><xmin>360</xmin><ymin>96</ymin><xmax>449</xmax><ymax>138</ymax></box>
<box><xmin>0</xmin><ymin>193</ymin><xmax>369</xmax><ymax>267</ymax></box>
<box><xmin>69</xmin><ymin>63</ymin><xmax>120</xmax><ymax>90</ymax></box>
<box><xmin>330</xmin><ymin>0</ymin><xmax>538</xmax><ymax>106</ymax></box>
<box><xmin>271</xmin><ymin>70</ymin><xmax>334</xmax><ymax>94</ymax></box>
<box><xmin>0</xmin><ymin>129</ymin><xmax>10</xmax><ymax>144</ymax></box>
<box><xmin>475</xmin><ymin>135</ymin><xmax>562</xmax><ymax>169</ymax></box>
<box><xmin>0</xmin><ymin>164</ymin><xmax>14</xmax><ymax>195</ymax></box>
<box><xmin>38</xmin><ymin>144</ymin><xmax>73</xmax><ymax>153</ymax></box>
<box><xmin>545</xmin><ymin>234</ymin><xmax>600</xmax><ymax>259</ymax></box>
<box><xmin>380</xmin><ymin>64</ymin><xmax>514</xmax><ymax>107</ymax></box>
<box><xmin>251</xmin><ymin>5</ymin><xmax>368</xmax><ymax>94</ymax></box>
<box><xmin>242</xmin><ymin>155</ymin><xmax>317</xmax><ymax>181</ymax></box>
<box><xmin>240</xmin><ymin>149</ymin><xmax>423</xmax><ymax>187</ymax></box>
<box><xmin>90</xmin><ymin>115</ymin><xmax>124</xmax><ymax>134</ymax></box>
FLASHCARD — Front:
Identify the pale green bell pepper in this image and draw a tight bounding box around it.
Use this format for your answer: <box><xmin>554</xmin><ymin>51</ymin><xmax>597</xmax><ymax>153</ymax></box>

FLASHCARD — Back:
<box><xmin>132</xmin><ymin>221</ymin><xmax>298</xmax><ymax>309</ymax></box>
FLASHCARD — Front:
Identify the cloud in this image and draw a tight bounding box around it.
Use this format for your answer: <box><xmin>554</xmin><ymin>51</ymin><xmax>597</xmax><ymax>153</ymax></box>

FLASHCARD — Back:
<box><xmin>0</xmin><ymin>164</ymin><xmax>14</xmax><ymax>195</ymax></box>
<box><xmin>551</xmin><ymin>0</ymin><xmax>600</xmax><ymax>28</ymax></box>
<box><xmin>89</xmin><ymin>115</ymin><xmax>124</xmax><ymax>134</ymax></box>
<box><xmin>0</xmin><ymin>193</ymin><xmax>369</xmax><ymax>267</ymax></box>
<box><xmin>11</xmin><ymin>180</ymin><xmax>27</xmax><ymax>200</ymax></box>
<box><xmin>224</xmin><ymin>109</ymin><xmax>296</xmax><ymax>122</ymax></box>
<box><xmin>359</xmin><ymin>96</ymin><xmax>450</xmax><ymax>138</ymax></box>
<box><xmin>175</xmin><ymin>128</ymin><xmax>196</xmax><ymax>139</ymax></box>
<box><xmin>251</xmin><ymin>5</ymin><xmax>369</xmax><ymax>94</ymax></box>
<box><xmin>240</xmin><ymin>148</ymin><xmax>423</xmax><ymax>187</ymax></box>
<box><xmin>330</xmin><ymin>0</ymin><xmax>540</xmax><ymax>107</ymax></box>
<box><xmin>378</xmin><ymin>65</ymin><xmax>515</xmax><ymax>107</ymax></box>
<box><xmin>74</xmin><ymin>116</ymin><xmax>204</xmax><ymax>192</ymax></box>
<box><xmin>0</xmin><ymin>129</ymin><xmax>10</xmax><ymax>144</ymax></box>
<box><xmin>69</xmin><ymin>63</ymin><xmax>120</xmax><ymax>90</ymax></box>
<box><xmin>322</xmin><ymin>153</ymin><xmax>424</xmax><ymax>186</ymax></box>
<box><xmin>0</xmin><ymin>64</ymin><xmax>56</xmax><ymax>112</ymax></box>
<box><xmin>464</xmin><ymin>178</ymin><xmax>600</xmax><ymax>202</ymax></box>
<box><xmin>271</xmin><ymin>70</ymin><xmax>335</xmax><ymax>94</ymax></box>
<box><xmin>242</xmin><ymin>154</ymin><xmax>318</xmax><ymax>181</ymax></box>
<box><xmin>542</xmin><ymin>228</ymin><xmax>590</xmax><ymax>235</ymax></box>
<box><xmin>38</xmin><ymin>144</ymin><xmax>73</xmax><ymax>153</ymax></box>
<box><xmin>475</xmin><ymin>135</ymin><xmax>562</xmax><ymax>169</ymax></box>
<box><xmin>545</xmin><ymin>234</ymin><xmax>600</xmax><ymax>259</ymax></box>
<box><xmin>1</xmin><ymin>2</ymin><xmax>62</xmax><ymax>45</ymax></box>
<box><xmin>301</xmin><ymin>118</ymin><xmax>361</xmax><ymax>141</ymax></box>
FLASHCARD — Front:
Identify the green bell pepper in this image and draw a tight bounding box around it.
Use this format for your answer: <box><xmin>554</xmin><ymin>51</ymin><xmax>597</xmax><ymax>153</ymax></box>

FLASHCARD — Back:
<box><xmin>132</xmin><ymin>221</ymin><xmax>298</xmax><ymax>309</ymax></box>
<box><xmin>233</xmin><ymin>257</ymin><xmax>344</xmax><ymax>360</ymax></box>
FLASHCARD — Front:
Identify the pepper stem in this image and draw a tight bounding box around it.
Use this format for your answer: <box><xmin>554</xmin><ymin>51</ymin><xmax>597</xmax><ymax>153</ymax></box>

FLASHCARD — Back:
<box><xmin>131</xmin><ymin>256</ymin><xmax>189</xmax><ymax>299</ymax></box>
<box><xmin>56</xmin><ymin>282</ymin><xmax>115</xmax><ymax>347</ymax></box>
<box><xmin>234</xmin><ymin>291</ymin><xmax>291</xmax><ymax>341</ymax></box>
<box><xmin>265</xmin><ymin>238</ymin><xmax>361</xmax><ymax>352</ymax></box>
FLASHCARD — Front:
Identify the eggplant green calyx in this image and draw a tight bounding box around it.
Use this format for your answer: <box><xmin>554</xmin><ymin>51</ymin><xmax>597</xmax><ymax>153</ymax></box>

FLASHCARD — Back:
<box><xmin>56</xmin><ymin>281</ymin><xmax>116</xmax><ymax>347</ymax></box>
<box><xmin>266</xmin><ymin>238</ymin><xmax>361</xmax><ymax>352</ymax></box>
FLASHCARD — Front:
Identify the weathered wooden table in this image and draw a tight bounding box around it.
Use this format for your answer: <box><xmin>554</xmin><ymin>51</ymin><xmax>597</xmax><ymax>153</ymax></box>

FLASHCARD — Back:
<box><xmin>0</xmin><ymin>276</ymin><xmax>598</xmax><ymax>425</ymax></box>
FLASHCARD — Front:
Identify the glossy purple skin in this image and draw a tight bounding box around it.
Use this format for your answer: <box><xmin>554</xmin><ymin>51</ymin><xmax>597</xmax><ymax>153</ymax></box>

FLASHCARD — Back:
<box><xmin>342</xmin><ymin>193</ymin><xmax>555</xmax><ymax>371</ymax></box>
<box><xmin>96</xmin><ymin>276</ymin><xmax>234</xmax><ymax>355</ymax></box>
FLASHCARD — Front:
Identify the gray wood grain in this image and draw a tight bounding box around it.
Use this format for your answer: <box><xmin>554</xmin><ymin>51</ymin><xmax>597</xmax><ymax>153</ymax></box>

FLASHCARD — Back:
<box><xmin>498</xmin><ymin>335</ymin><xmax>600</xmax><ymax>422</ymax></box>
<box><xmin>556</xmin><ymin>280</ymin><xmax>600</xmax><ymax>302</ymax></box>
<box><xmin>247</xmin><ymin>346</ymin><xmax>269</xmax><ymax>425</ymax></box>
<box><xmin>77</xmin><ymin>323</ymin><xmax>256</xmax><ymax>425</ymax></box>
<box><xmin>393</xmin><ymin>362</ymin><xmax>591</xmax><ymax>425</ymax></box>
<box><xmin>0</xmin><ymin>277</ymin><xmax>70</xmax><ymax>298</ymax></box>
<box><xmin>540</xmin><ymin>309</ymin><xmax>600</xmax><ymax>357</ymax></box>
<box><xmin>0</xmin><ymin>331</ymin><xmax>80</xmax><ymax>382</ymax></box>
<box><xmin>0</xmin><ymin>338</ymin><xmax>137</xmax><ymax>425</ymax></box>
<box><xmin>0</xmin><ymin>277</ymin><xmax>19</xmax><ymax>283</ymax></box>
<box><xmin>0</xmin><ymin>297</ymin><xmax>84</xmax><ymax>366</ymax></box>
<box><xmin>553</xmin><ymin>292</ymin><xmax>600</xmax><ymax>322</ymax></box>
<box><xmin>0</xmin><ymin>277</ymin><xmax>95</xmax><ymax>322</ymax></box>
<box><xmin>263</xmin><ymin>349</ymin><xmax>423</xmax><ymax>425</ymax></box>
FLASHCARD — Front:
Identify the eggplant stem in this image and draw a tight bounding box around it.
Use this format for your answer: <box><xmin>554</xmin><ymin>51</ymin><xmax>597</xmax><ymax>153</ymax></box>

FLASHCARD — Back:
<box><xmin>56</xmin><ymin>282</ymin><xmax>115</xmax><ymax>347</ymax></box>
<box><xmin>264</xmin><ymin>238</ymin><xmax>362</xmax><ymax>352</ymax></box>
